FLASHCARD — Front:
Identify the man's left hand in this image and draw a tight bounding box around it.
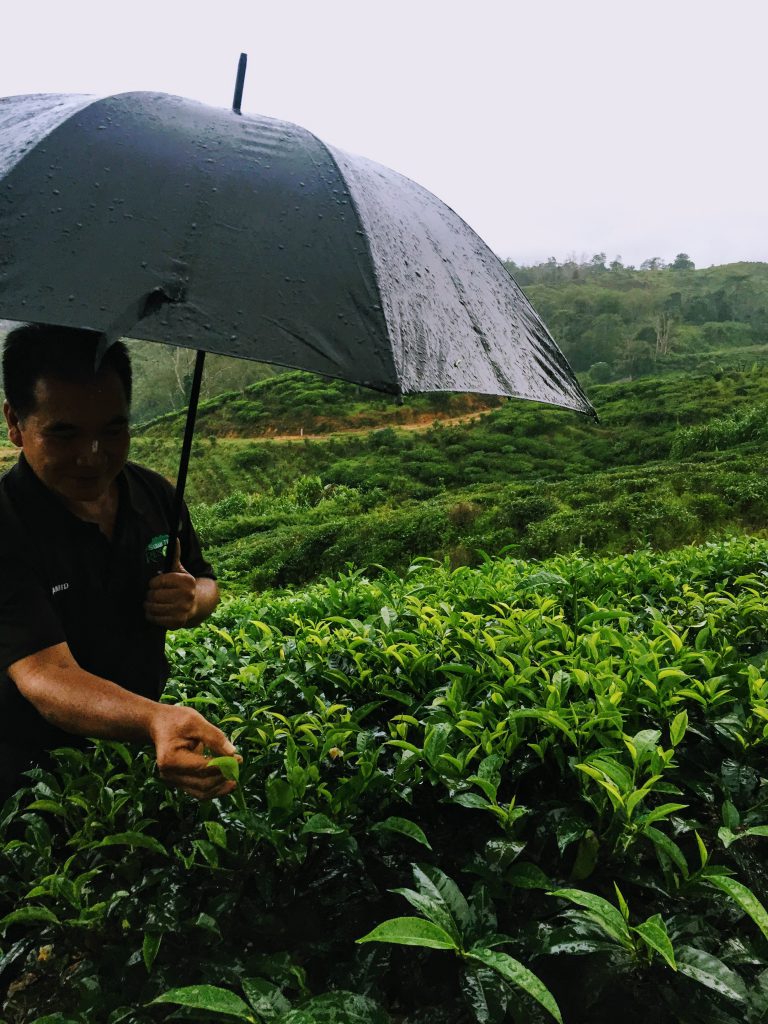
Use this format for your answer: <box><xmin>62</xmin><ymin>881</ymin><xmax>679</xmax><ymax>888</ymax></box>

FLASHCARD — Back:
<box><xmin>144</xmin><ymin>563</ymin><xmax>198</xmax><ymax>628</ymax></box>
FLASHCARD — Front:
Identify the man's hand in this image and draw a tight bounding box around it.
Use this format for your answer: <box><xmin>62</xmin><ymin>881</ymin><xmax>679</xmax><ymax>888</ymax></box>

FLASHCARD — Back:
<box><xmin>149</xmin><ymin>703</ymin><xmax>242</xmax><ymax>800</ymax></box>
<box><xmin>144</xmin><ymin>543</ymin><xmax>219</xmax><ymax>628</ymax></box>
<box><xmin>145</xmin><ymin>562</ymin><xmax>198</xmax><ymax>628</ymax></box>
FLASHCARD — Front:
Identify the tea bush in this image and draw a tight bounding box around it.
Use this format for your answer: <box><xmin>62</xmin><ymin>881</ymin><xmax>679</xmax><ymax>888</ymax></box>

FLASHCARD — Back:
<box><xmin>1</xmin><ymin>539</ymin><xmax>768</xmax><ymax>1022</ymax></box>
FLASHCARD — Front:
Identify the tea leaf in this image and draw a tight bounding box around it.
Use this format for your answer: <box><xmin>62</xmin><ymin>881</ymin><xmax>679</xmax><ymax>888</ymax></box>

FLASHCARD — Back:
<box><xmin>632</xmin><ymin>913</ymin><xmax>676</xmax><ymax>970</ymax></box>
<box><xmin>669</xmin><ymin>709</ymin><xmax>689</xmax><ymax>746</ymax></box>
<box><xmin>357</xmin><ymin>916</ymin><xmax>458</xmax><ymax>950</ymax></box>
<box><xmin>208</xmin><ymin>755</ymin><xmax>241</xmax><ymax>782</ymax></box>
<box><xmin>707</xmin><ymin>874</ymin><xmax>768</xmax><ymax>941</ymax></box>
<box><xmin>151</xmin><ymin>984</ymin><xmax>254</xmax><ymax>1018</ymax></box>
<box><xmin>90</xmin><ymin>832</ymin><xmax>167</xmax><ymax>856</ymax></box>
<box><xmin>466</xmin><ymin>947</ymin><xmax>563</xmax><ymax>1023</ymax></box>
<box><xmin>548</xmin><ymin>889</ymin><xmax>633</xmax><ymax>948</ymax></box>
<box><xmin>675</xmin><ymin>945</ymin><xmax>748</xmax><ymax>1003</ymax></box>
<box><xmin>0</xmin><ymin>905</ymin><xmax>59</xmax><ymax>932</ymax></box>
<box><xmin>142</xmin><ymin>931</ymin><xmax>162</xmax><ymax>972</ymax></box>
<box><xmin>370</xmin><ymin>816</ymin><xmax>432</xmax><ymax>849</ymax></box>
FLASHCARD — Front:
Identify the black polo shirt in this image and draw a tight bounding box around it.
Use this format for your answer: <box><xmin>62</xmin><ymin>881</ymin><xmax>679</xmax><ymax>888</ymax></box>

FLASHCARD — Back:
<box><xmin>0</xmin><ymin>454</ymin><xmax>214</xmax><ymax>755</ymax></box>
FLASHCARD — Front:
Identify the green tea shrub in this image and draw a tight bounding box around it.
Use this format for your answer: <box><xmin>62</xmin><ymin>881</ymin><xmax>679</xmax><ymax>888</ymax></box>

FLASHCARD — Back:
<box><xmin>3</xmin><ymin>540</ymin><xmax>768</xmax><ymax>1021</ymax></box>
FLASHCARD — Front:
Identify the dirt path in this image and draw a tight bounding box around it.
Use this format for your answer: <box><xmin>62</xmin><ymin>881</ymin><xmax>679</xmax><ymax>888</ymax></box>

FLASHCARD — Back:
<box><xmin>214</xmin><ymin>407</ymin><xmax>495</xmax><ymax>444</ymax></box>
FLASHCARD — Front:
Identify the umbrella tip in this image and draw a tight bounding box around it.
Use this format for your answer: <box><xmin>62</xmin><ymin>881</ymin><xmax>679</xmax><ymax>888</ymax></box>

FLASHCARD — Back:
<box><xmin>232</xmin><ymin>53</ymin><xmax>248</xmax><ymax>115</ymax></box>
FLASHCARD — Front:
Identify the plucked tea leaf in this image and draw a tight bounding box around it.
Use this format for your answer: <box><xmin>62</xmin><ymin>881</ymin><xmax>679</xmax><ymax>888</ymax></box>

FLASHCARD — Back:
<box><xmin>208</xmin><ymin>755</ymin><xmax>240</xmax><ymax>782</ymax></box>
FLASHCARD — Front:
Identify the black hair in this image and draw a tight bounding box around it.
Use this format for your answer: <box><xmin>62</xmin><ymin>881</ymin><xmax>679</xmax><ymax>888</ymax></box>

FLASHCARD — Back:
<box><xmin>2</xmin><ymin>323</ymin><xmax>132</xmax><ymax>419</ymax></box>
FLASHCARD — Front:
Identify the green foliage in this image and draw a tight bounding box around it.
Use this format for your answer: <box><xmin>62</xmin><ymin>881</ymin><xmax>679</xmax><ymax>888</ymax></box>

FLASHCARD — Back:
<box><xmin>3</xmin><ymin>540</ymin><xmax>768</xmax><ymax>1021</ymax></box>
<box><xmin>504</xmin><ymin>259</ymin><xmax>768</xmax><ymax>379</ymax></box>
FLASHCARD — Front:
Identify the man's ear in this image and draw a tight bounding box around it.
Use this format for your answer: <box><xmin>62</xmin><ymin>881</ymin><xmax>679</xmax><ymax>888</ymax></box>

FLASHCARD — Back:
<box><xmin>3</xmin><ymin>401</ymin><xmax>23</xmax><ymax>448</ymax></box>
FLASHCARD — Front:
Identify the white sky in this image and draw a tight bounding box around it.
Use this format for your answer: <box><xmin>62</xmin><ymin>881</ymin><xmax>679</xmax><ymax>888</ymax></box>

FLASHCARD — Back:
<box><xmin>1</xmin><ymin>0</ymin><xmax>766</xmax><ymax>269</ymax></box>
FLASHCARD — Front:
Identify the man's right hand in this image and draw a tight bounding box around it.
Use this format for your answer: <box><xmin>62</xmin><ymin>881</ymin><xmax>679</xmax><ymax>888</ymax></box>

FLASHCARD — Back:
<box><xmin>10</xmin><ymin>642</ymin><xmax>241</xmax><ymax>801</ymax></box>
<box><xmin>149</xmin><ymin>703</ymin><xmax>242</xmax><ymax>800</ymax></box>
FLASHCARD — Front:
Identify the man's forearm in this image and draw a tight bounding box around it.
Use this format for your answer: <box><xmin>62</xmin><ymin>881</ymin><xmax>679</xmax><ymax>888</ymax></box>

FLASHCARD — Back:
<box><xmin>11</xmin><ymin>644</ymin><xmax>159</xmax><ymax>741</ymax></box>
<box><xmin>9</xmin><ymin>642</ymin><xmax>239</xmax><ymax>800</ymax></box>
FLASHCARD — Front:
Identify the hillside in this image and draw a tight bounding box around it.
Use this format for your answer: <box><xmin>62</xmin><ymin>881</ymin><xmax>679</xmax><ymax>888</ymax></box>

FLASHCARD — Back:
<box><xmin>124</xmin><ymin>362</ymin><xmax>768</xmax><ymax>592</ymax></box>
<box><xmin>1</xmin><ymin>259</ymin><xmax>767</xmax><ymax>589</ymax></box>
<box><xmin>505</xmin><ymin>257</ymin><xmax>768</xmax><ymax>381</ymax></box>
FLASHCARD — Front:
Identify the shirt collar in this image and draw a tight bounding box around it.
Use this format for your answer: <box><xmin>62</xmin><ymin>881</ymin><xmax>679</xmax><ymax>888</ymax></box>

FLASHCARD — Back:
<box><xmin>9</xmin><ymin>453</ymin><xmax>143</xmax><ymax>537</ymax></box>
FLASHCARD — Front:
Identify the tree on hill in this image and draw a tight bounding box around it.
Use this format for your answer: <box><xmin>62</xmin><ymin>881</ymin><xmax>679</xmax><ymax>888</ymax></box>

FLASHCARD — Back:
<box><xmin>669</xmin><ymin>253</ymin><xmax>695</xmax><ymax>270</ymax></box>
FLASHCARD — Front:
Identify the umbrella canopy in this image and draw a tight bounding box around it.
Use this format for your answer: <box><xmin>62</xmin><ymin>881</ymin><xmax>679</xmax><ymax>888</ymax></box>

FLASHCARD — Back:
<box><xmin>0</xmin><ymin>90</ymin><xmax>592</xmax><ymax>415</ymax></box>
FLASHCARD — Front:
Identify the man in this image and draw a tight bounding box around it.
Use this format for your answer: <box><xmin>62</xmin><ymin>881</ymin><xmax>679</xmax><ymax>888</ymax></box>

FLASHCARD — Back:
<box><xmin>0</xmin><ymin>323</ymin><xmax>239</xmax><ymax>804</ymax></box>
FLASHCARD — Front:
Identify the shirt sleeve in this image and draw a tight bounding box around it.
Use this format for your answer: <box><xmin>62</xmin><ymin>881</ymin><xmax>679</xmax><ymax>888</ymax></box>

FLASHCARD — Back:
<box><xmin>0</xmin><ymin>554</ymin><xmax>67</xmax><ymax>672</ymax></box>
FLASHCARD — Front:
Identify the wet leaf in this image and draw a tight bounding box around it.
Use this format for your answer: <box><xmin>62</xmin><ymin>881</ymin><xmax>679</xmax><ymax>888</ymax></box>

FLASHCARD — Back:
<box><xmin>357</xmin><ymin>916</ymin><xmax>458</xmax><ymax>950</ymax></box>
<box><xmin>151</xmin><ymin>984</ymin><xmax>254</xmax><ymax>1018</ymax></box>
<box><xmin>466</xmin><ymin>947</ymin><xmax>563</xmax><ymax>1023</ymax></box>
<box><xmin>370</xmin><ymin>816</ymin><xmax>432</xmax><ymax>849</ymax></box>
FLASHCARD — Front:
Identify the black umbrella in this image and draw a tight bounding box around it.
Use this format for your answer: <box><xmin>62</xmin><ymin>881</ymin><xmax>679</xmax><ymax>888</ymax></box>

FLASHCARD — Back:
<box><xmin>0</xmin><ymin>58</ymin><xmax>593</xmax><ymax>567</ymax></box>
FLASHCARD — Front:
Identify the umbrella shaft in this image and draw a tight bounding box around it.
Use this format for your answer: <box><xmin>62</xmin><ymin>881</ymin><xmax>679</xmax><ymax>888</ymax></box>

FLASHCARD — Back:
<box><xmin>164</xmin><ymin>349</ymin><xmax>206</xmax><ymax>572</ymax></box>
<box><xmin>232</xmin><ymin>53</ymin><xmax>248</xmax><ymax>115</ymax></box>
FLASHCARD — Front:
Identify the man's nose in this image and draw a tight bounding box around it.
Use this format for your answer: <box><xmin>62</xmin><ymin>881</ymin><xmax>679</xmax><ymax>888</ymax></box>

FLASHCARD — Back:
<box><xmin>75</xmin><ymin>439</ymin><xmax>105</xmax><ymax>465</ymax></box>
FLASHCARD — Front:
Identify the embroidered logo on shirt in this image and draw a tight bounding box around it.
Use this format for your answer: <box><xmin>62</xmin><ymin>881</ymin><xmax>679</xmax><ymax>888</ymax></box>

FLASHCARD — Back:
<box><xmin>51</xmin><ymin>582</ymin><xmax>70</xmax><ymax>595</ymax></box>
<box><xmin>146</xmin><ymin>534</ymin><xmax>169</xmax><ymax>572</ymax></box>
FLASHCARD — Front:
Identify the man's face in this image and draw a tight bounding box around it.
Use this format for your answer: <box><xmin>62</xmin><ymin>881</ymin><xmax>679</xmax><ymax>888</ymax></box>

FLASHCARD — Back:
<box><xmin>3</xmin><ymin>370</ymin><xmax>130</xmax><ymax>505</ymax></box>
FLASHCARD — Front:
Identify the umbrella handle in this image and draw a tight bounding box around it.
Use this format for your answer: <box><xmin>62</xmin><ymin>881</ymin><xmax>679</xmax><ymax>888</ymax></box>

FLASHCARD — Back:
<box><xmin>164</xmin><ymin>349</ymin><xmax>206</xmax><ymax>573</ymax></box>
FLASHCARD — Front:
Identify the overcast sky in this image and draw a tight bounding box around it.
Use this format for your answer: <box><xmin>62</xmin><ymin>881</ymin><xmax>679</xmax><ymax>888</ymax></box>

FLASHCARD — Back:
<box><xmin>1</xmin><ymin>0</ymin><xmax>766</xmax><ymax>269</ymax></box>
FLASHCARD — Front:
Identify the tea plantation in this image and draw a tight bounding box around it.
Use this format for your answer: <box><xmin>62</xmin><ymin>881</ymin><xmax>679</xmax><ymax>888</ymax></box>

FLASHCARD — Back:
<box><xmin>2</xmin><ymin>540</ymin><xmax>768</xmax><ymax>1022</ymax></box>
